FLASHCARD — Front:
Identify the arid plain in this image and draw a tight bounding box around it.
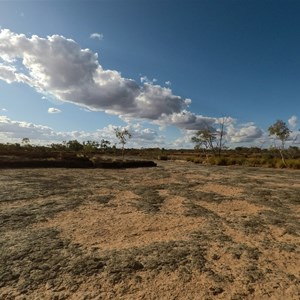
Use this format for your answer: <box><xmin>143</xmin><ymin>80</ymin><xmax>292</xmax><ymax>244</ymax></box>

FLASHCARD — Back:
<box><xmin>0</xmin><ymin>160</ymin><xmax>299</xmax><ymax>299</ymax></box>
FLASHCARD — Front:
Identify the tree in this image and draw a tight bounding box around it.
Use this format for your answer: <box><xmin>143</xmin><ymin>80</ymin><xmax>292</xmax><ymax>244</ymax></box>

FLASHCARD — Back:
<box><xmin>191</xmin><ymin>119</ymin><xmax>226</xmax><ymax>157</ymax></box>
<box><xmin>66</xmin><ymin>140</ymin><xmax>83</xmax><ymax>152</ymax></box>
<box><xmin>82</xmin><ymin>140</ymin><xmax>99</xmax><ymax>155</ymax></box>
<box><xmin>50</xmin><ymin>143</ymin><xmax>67</xmax><ymax>151</ymax></box>
<box><xmin>191</xmin><ymin>129</ymin><xmax>217</xmax><ymax>154</ymax></box>
<box><xmin>114</xmin><ymin>128</ymin><xmax>132</xmax><ymax>159</ymax></box>
<box><xmin>100</xmin><ymin>139</ymin><xmax>111</xmax><ymax>152</ymax></box>
<box><xmin>22</xmin><ymin>137</ymin><xmax>30</xmax><ymax>145</ymax></box>
<box><xmin>268</xmin><ymin>119</ymin><xmax>291</xmax><ymax>166</ymax></box>
<box><xmin>268</xmin><ymin>120</ymin><xmax>291</xmax><ymax>149</ymax></box>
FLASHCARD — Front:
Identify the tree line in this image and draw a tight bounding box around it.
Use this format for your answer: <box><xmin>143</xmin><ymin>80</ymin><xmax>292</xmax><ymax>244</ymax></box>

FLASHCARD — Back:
<box><xmin>191</xmin><ymin>119</ymin><xmax>299</xmax><ymax>166</ymax></box>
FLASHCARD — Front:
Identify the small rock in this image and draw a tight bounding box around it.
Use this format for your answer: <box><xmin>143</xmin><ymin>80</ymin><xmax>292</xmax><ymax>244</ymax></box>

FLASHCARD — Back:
<box><xmin>212</xmin><ymin>254</ymin><xmax>220</xmax><ymax>260</ymax></box>
<box><xmin>210</xmin><ymin>287</ymin><xmax>224</xmax><ymax>295</ymax></box>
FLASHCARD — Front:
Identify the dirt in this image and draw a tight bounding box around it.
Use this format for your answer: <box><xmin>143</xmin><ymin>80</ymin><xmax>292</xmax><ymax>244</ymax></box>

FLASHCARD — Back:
<box><xmin>0</xmin><ymin>161</ymin><xmax>299</xmax><ymax>299</ymax></box>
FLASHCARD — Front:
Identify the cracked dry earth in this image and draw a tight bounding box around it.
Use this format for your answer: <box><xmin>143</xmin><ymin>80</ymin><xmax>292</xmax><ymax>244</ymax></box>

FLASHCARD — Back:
<box><xmin>0</xmin><ymin>161</ymin><xmax>299</xmax><ymax>299</ymax></box>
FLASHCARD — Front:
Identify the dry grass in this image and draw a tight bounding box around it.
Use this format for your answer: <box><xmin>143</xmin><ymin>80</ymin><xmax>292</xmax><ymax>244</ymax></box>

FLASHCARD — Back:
<box><xmin>0</xmin><ymin>161</ymin><xmax>299</xmax><ymax>299</ymax></box>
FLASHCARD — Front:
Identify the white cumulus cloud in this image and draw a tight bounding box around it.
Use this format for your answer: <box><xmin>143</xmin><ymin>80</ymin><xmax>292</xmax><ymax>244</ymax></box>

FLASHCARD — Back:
<box><xmin>90</xmin><ymin>33</ymin><xmax>104</xmax><ymax>40</ymax></box>
<box><xmin>140</xmin><ymin>76</ymin><xmax>157</xmax><ymax>84</ymax></box>
<box><xmin>288</xmin><ymin>115</ymin><xmax>297</xmax><ymax>129</ymax></box>
<box><xmin>155</xmin><ymin>110</ymin><xmax>216</xmax><ymax>130</ymax></box>
<box><xmin>48</xmin><ymin>107</ymin><xmax>61</xmax><ymax>114</ymax></box>
<box><xmin>0</xmin><ymin>115</ymin><xmax>58</xmax><ymax>141</ymax></box>
<box><xmin>0</xmin><ymin>115</ymin><xmax>166</xmax><ymax>147</ymax></box>
<box><xmin>226</xmin><ymin>123</ymin><xmax>263</xmax><ymax>143</ymax></box>
<box><xmin>0</xmin><ymin>28</ymin><xmax>197</xmax><ymax>129</ymax></box>
<box><xmin>0</xmin><ymin>64</ymin><xmax>19</xmax><ymax>83</ymax></box>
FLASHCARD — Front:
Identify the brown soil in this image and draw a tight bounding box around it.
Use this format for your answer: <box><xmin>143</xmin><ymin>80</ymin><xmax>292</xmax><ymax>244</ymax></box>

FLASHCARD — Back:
<box><xmin>0</xmin><ymin>161</ymin><xmax>299</xmax><ymax>299</ymax></box>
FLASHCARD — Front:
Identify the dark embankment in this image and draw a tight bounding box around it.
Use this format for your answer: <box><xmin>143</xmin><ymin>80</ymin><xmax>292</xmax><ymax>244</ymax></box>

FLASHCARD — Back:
<box><xmin>0</xmin><ymin>157</ymin><xmax>157</xmax><ymax>169</ymax></box>
<box><xmin>93</xmin><ymin>160</ymin><xmax>157</xmax><ymax>169</ymax></box>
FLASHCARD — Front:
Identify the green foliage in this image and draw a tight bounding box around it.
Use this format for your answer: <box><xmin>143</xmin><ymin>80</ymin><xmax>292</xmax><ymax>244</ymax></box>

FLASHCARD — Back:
<box><xmin>66</xmin><ymin>140</ymin><xmax>84</xmax><ymax>152</ymax></box>
<box><xmin>286</xmin><ymin>146</ymin><xmax>300</xmax><ymax>159</ymax></box>
<box><xmin>286</xmin><ymin>159</ymin><xmax>300</xmax><ymax>169</ymax></box>
<box><xmin>191</xmin><ymin>119</ymin><xmax>226</xmax><ymax>156</ymax></box>
<box><xmin>50</xmin><ymin>143</ymin><xmax>67</xmax><ymax>151</ymax></box>
<box><xmin>114</xmin><ymin>128</ymin><xmax>132</xmax><ymax>159</ymax></box>
<box><xmin>268</xmin><ymin>120</ymin><xmax>291</xmax><ymax>149</ymax></box>
<box><xmin>115</xmin><ymin>128</ymin><xmax>132</xmax><ymax>146</ymax></box>
<box><xmin>82</xmin><ymin>140</ymin><xmax>99</xmax><ymax>154</ymax></box>
<box><xmin>100</xmin><ymin>139</ymin><xmax>111</xmax><ymax>151</ymax></box>
<box><xmin>268</xmin><ymin>119</ymin><xmax>292</xmax><ymax>167</ymax></box>
<box><xmin>22</xmin><ymin>137</ymin><xmax>30</xmax><ymax>145</ymax></box>
<box><xmin>185</xmin><ymin>150</ymin><xmax>300</xmax><ymax>169</ymax></box>
<box><xmin>275</xmin><ymin>160</ymin><xmax>286</xmax><ymax>169</ymax></box>
<box><xmin>191</xmin><ymin>128</ymin><xmax>217</xmax><ymax>153</ymax></box>
<box><xmin>214</xmin><ymin>156</ymin><xmax>228</xmax><ymax>166</ymax></box>
<box><xmin>0</xmin><ymin>140</ymin><xmax>299</xmax><ymax>169</ymax></box>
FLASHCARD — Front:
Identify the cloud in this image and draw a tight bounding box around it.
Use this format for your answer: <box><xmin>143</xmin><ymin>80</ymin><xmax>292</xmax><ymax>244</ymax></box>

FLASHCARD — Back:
<box><xmin>0</xmin><ymin>64</ymin><xmax>19</xmax><ymax>83</ymax></box>
<box><xmin>0</xmin><ymin>114</ymin><xmax>271</xmax><ymax>149</ymax></box>
<box><xmin>226</xmin><ymin>123</ymin><xmax>263</xmax><ymax>143</ymax></box>
<box><xmin>288</xmin><ymin>115</ymin><xmax>297</xmax><ymax>129</ymax></box>
<box><xmin>0</xmin><ymin>115</ymin><xmax>58</xmax><ymax>141</ymax></box>
<box><xmin>0</xmin><ymin>29</ymin><xmax>196</xmax><ymax>128</ymax></box>
<box><xmin>0</xmin><ymin>115</ymin><xmax>165</xmax><ymax>147</ymax></box>
<box><xmin>90</xmin><ymin>33</ymin><xmax>104</xmax><ymax>40</ymax></box>
<box><xmin>1</xmin><ymin>108</ymin><xmax>7</xmax><ymax>112</ymax></box>
<box><xmin>126</xmin><ymin>123</ymin><xmax>158</xmax><ymax>141</ymax></box>
<box><xmin>48</xmin><ymin>107</ymin><xmax>61</xmax><ymax>114</ymax></box>
<box><xmin>165</xmin><ymin>81</ymin><xmax>171</xmax><ymax>86</ymax></box>
<box><xmin>140</xmin><ymin>76</ymin><xmax>157</xmax><ymax>84</ymax></box>
<box><xmin>155</xmin><ymin>110</ymin><xmax>215</xmax><ymax>130</ymax></box>
<box><xmin>290</xmin><ymin>130</ymin><xmax>300</xmax><ymax>145</ymax></box>
<box><xmin>80</xmin><ymin>107</ymin><xmax>93</xmax><ymax>112</ymax></box>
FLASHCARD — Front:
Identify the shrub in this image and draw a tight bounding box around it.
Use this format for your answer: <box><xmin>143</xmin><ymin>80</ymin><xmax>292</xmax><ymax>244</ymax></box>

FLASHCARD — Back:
<box><xmin>275</xmin><ymin>159</ymin><xmax>286</xmax><ymax>169</ymax></box>
<box><xmin>206</xmin><ymin>156</ymin><xmax>228</xmax><ymax>166</ymax></box>
<box><xmin>236</xmin><ymin>157</ymin><xmax>246</xmax><ymax>165</ymax></box>
<box><xmin>193</xmin><ymin>158</ymin><xmax>203</xmax><ymax>164</ymax></box>
<box><xmin>215</xmin><ymin>156</ymin><xmax>229</xmax><ymax>166</ymax></box>
<box><xmin>266</xmin><ymin>160</ymin><xmax>276</xmax><ymax>168</ymax></box>
<box><xmin>186</xmin><ymin>157</ymin><xmax>194</xmax><ymax>162</ymax></box>
<box><xmin>183</xmin><ymin>152</ymin><xmax>299</xmax><ymax>169</ymax></box>
<box><xmin>286</xmin><ymin>159</ymin><xmax>300</xmax><ymax>169</ymax></box>
<box><xmin>207</xmin><ymin>156</ymin><xmax>216</xmax><ymax>165</ymax></box>
<box><xmin>262</xmin><ymin>153</ymin><xmax>274</xmax><ymax>160</ymax></box>
<box><xmin>158</xmin><ymin>155</ymin><xmax>168</xmax><ymax>161</ymax></box>
<box><xmin>185</xmin><ymin>156</ymin><xmax>203</xmax><ymax>164</ymax></box>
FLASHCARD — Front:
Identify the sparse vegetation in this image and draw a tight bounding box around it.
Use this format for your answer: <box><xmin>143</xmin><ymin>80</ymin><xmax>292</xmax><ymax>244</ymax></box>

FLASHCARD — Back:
<box><xmin>268</xmin><ymin>119</ymin><xmax>292</xmax><ymax>166</ymax></box>
<box><xmin>185</xmin><ymin>150</ymin><xmax>300</xmax><ymax>169</ymax></box>
<box><xmin>114</xmin><ymin>128</ymin><xmax>132</xmax><ymax>160</ymax></box>
<box><xmin>0</xmin><ymin>160</ymin><xmax>299</xmax><ymax>299</ymax></box>
<box><xmin>191</xmin><ymin>118</ymin><xmax>226</xmax><ymax>157</ymax></box>
<box><xmin>0</xmin><ymin>140</ymin><xmax>299</xmax><ymax>169</ymax></box>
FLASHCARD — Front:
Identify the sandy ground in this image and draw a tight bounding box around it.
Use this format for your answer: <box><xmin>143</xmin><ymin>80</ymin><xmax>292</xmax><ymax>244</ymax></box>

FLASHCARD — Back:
<box><xmin>0</xmin><ymin>160</ymin><xmax>299</xmax><ymax>299</ymax></box>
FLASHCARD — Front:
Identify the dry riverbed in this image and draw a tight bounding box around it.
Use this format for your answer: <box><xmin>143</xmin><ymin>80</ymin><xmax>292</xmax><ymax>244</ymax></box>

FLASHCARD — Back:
<box><xmin>0</xmin><ymin>160</ymin><xmax>299</xmax><ymax>299</ymax></box>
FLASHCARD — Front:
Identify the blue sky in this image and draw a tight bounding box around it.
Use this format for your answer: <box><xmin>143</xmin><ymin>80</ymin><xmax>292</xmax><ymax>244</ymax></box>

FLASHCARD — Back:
<box><xmin>0</xmin><ymin>0</ymin><xmax>299</xmax><ymax>148</ymax></box>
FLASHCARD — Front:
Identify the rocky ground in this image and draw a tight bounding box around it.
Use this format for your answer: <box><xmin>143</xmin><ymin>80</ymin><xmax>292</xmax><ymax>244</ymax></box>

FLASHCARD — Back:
<box><xmin>0</xmin><ymin>160</ymin><xmax>299</xmax><ymax>299</ymax></box>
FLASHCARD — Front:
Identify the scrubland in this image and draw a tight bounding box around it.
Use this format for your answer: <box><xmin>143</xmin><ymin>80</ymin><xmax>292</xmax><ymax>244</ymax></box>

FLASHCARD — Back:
<box><xmin>0</xmin><ymin>160</ymin><xmax>299</xmax><ymax>299</ymax></box>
